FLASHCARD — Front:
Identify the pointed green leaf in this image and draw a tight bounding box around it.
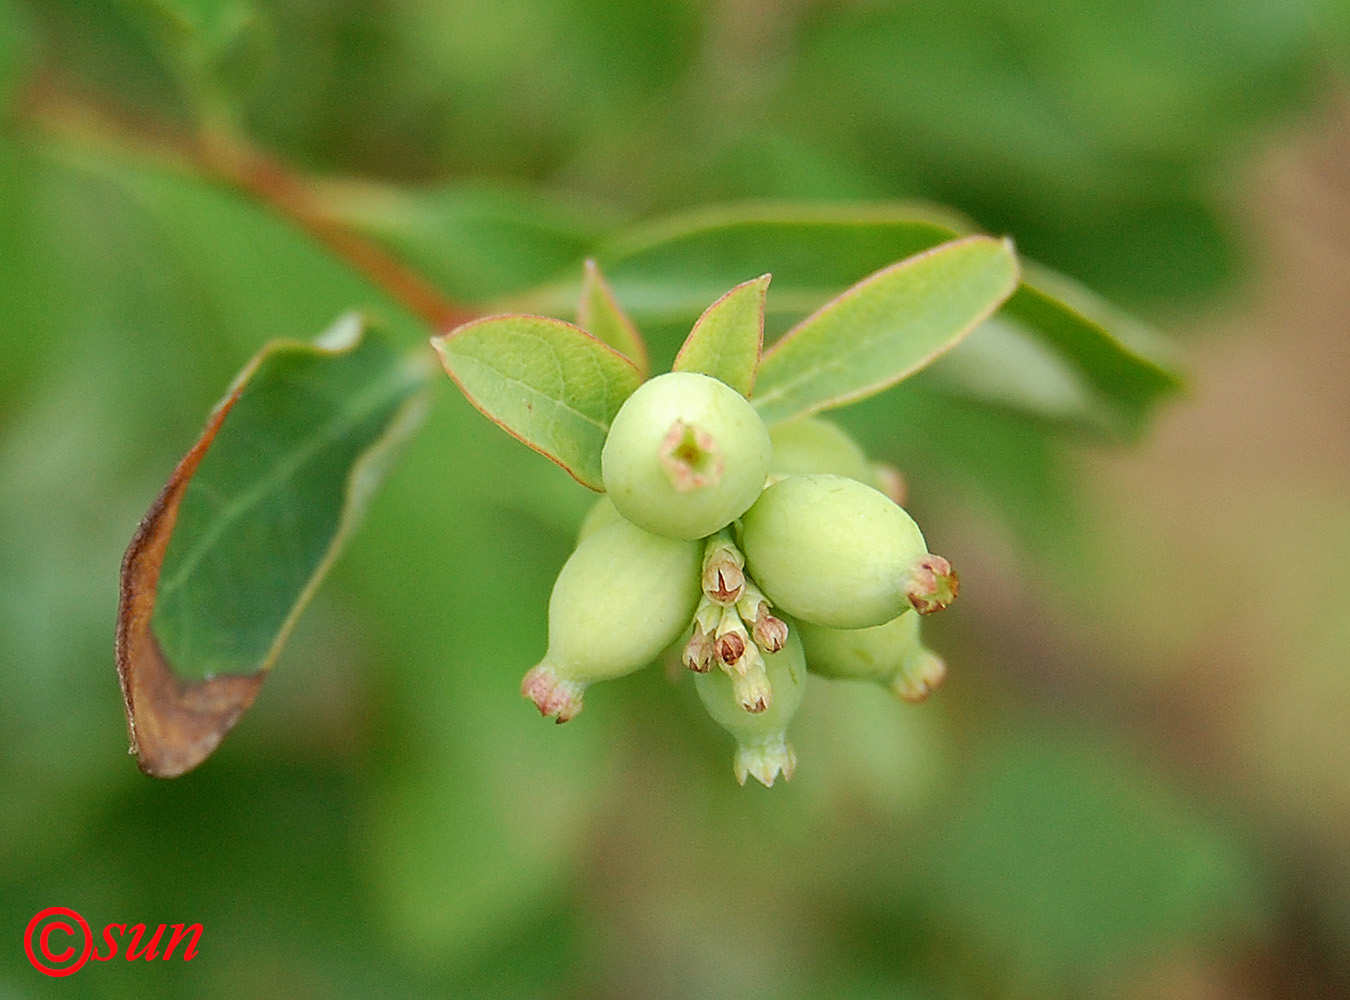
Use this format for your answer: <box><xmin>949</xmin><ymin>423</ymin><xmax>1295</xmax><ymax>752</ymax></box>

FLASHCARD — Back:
<box><xmin>590</xmin><ymin>202</ymin><xmax>969</xmax><ymax>331</ymax></box>
<box><xmin>671</xmin><ymin>274</ymin><xmax>768</xmax><ymax>396</ymax></box>
<box><xmin>503</xmin><ymin>202</ymin><xmax>1181</xmax><ymax>435</ymax></box>
<box><xmin>431</xmin><ymin>315</ymin><xmax>642</xmax><ymax>490</ymax></box>
<box><xmin>117</xmin><ymin>317</ymin><xmax>429</xmax><ymax>777</ymax></box>
<box><xmin>1000</xmin><ymin>264</ymin><xmax>1185</xmax><ymax>432</ymax></box>
<box><xmin>752</xmin><ymin>236</ymin><xmax>1020</xmax><ymax>425</ymax></box>
<box><xmin>577</xmin><ymin>258</ymin><xmax>649</xmax><ymax>377</ymax></box>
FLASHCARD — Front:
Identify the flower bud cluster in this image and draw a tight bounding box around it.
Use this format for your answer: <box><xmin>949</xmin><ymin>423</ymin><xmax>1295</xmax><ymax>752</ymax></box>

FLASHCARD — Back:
<box><xmin>522</xmin><ymin>373</ymin><xmax>958</xmax><ymax>787</ymax></box>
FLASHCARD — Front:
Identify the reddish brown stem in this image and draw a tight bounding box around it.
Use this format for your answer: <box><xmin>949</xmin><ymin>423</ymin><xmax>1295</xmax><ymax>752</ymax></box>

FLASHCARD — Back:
<box><xmin>21</xmin><ymin>79</ymin><xmax>479</xmax><ymax>333</ymax></box>
<box><xmin>209</xmin><ymin>147</ymin><xmax>478</xmax><ymax>332</ymax></box>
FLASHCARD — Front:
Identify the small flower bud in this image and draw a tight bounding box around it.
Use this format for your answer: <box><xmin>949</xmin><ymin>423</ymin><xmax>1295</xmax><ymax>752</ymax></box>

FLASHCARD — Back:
<box><xmin>715</xmin><ymin>629</ymin><xmax>746</xmax><ymax>668</ymax></box>
<box><xmin>795</xmin><ymin>612</ymin><xmax>947</xmax><ymax>703</ymax></box>
<box><xmin>701</xmin><ymin>533</ymin><xmax>746</xmax><ymax>606</ymax></box>
<box><xmin>751</xmin><ymin>611</ymin><xmax>788</xmax><ymax>654</ymax></box>
<box><xmin>730</xmin><ymin>648</ymin><xmax>772</xmax><ymax>714</ymax></box>
<box><xmin>682</xmin><ymin>625</ymin><xmax>715</xmax><ymax>673</ymax></box>
<box><xmin>740</xmin><ymin>474</ymin><xmax>951</xmax><ymax>629</ymax></box>
<box><xmin>601</xmin><ymin>372</ymin><xmax>772</xmax><ymax>540</ymax></box>
<box><xmin>523</xmin><ymin>518</ymin><xmax>701</xmax><ymax>721</ymax></box>
<box><xmin>681</xmin><ymin>598</ymin><xmax>726</xmax><ymax>673</ymax></box>
<box><xmin>695</xmin><ymin>626</ymin><xmax>808</xmax><ymax>786</ymax></box>
<box><xmin>735</xmin><ymin>580</ymin><xmax>788</xmax><ymax>653</ymax></box>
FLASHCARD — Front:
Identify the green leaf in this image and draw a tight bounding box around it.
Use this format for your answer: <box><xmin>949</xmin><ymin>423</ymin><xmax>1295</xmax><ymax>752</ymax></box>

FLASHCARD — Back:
<box><xmin>120</xmin><ymin>0</ymin><xmax>273</xmax><ymax>107</ymax></box>
<box><xmin>117</xmin><ymin>317</ymin><xmax>428</xmax><ymax>777</ymax></box>
<box><xmin>584</xmin><ymin>201</ymin><xmax>972</xmax><ymax>340</ymax></box>
<box><xmin>508</xmin><ymin>201</ymin><xmax>1179</xmax><ymax>436</ymax></box>
<box><xmin>431</xmin><ymin>315</ymin><xmax>643</xmax><ymax>490</ymax></box>
<box><xmin>671</xmin><ymin>274</ymin><xmax>768</xmax><ymax>396</ymax></box>
<box><xmin>577</xmin><ymin>258</ymin><xmax>649</xmax><ymax>378</ymax></box>
<box><xmin>1001</xmin><ymin>263</ymin><xmax>1185</xmax><ymax>431</ymax></box>
<box><xmin>311</xmin><ymin>181</ymin><xmax>607</xmax><ymax>304</ymax></box>
<box><xmin>752</xmin><ymin>236</ymin><xmax>1020</xmax><ymax>425</ymax></box>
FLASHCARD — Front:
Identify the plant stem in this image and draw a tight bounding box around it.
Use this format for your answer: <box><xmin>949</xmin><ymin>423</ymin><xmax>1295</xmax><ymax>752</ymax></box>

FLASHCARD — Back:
<box><xmin>18</xmin><ymin>78</ymin><xmax>479</xmax><ymax>333</ymax></box>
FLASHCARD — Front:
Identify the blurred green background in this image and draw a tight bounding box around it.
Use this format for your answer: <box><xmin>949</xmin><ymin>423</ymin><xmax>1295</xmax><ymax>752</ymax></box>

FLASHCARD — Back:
<box><xmin>4</xmin><ymin>0</ymin><xmax>1350</xmax><ymax>996</ymax></box>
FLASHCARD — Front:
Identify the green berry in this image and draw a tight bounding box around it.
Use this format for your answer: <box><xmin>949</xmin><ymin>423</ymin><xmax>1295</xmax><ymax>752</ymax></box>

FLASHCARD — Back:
<box><xmin>522</xmin><ymin>518</ymin><xmax>701</xmax><ymax>721</ymax></box>
<box><xmin>601</xmin><ymin>371</ymin><xmax>771</xmax><ymax>540</ymax></box>
<box><xmin>797</xmin><ymin>613</ymin><xmax>946</xmax><ymax>703</ymax></box>
<box><xmin>768</xmin><ymin>417</ymin><xmax>872</xmax><ymax>484</ymax></box>
<box><xmin>576</xmin><ymin>495</ymin><xmax>622</xmax><ymax>544</ymax></box>
<box><xmin>695</xmin><ymin>626</ymin><xmax>807</xmax><ymax>786</ymax></box>
<box><xmin>739</xmin><ymin>474</ymin><xmax>957</xmax><ymax>629</ymax></box>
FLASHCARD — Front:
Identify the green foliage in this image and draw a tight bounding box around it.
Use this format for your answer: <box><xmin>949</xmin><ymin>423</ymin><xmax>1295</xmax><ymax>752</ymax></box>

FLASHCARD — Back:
<box><xmin>671</xmin><ymin>274</ymin><xmax>767</xmax><ymax>396</ymax></box>
<box><xmin>432</xmin><ymin>314</ymin><xmax>643</xmax><ymax>489</ymax></box>
<box><xmin>511</xmin><ymin>203</ymin><xmax>1184</xmax><ymax>435</ymax></box>
<box><xmin>152</xmin><ymin>320</ymin><xmax>427</xmax><ymax>680</ymax></box>
<box><xmin>577</xmin><ymin>259</ymin><xmax>649</xmax><ymax>376</ymax></box>
<box><xmin>922</xmin><ymin>727</ymin><xmax>1265</xmax><ymax>984</ymax></box>
<box><xmin>316</xmin><ymin>183</ymin><xmax>609</xmax><ymax>305</ymax></box>
<box><xmin>753</xmin><ymin>236</ymin><xmax>1019</xmax><ymax>424</ymax></box>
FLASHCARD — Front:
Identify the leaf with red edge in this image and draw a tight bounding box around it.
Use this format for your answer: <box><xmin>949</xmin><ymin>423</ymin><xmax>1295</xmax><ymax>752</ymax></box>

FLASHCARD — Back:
<box><xmin>672</xmin><ymin>274</ymin><xmax>768</xmax><ymax>397</ymax></box>
<box><xmin>577</xmin><ymin>259</ymin><xmax>649</xmax><ymax>378</ymax></box>
<box><xmin>431</xmin><ymin>314</ymin><xmax>643</xmax><ymax>490</ymax></box>
<box><xmin>752</xmin><ymin>236</ymin><xmax>1020</xmax><ymax>425</ymax></box>
<box><xmin>116</xmin><ymin>317</ymin><xmax>427</xmax><ymax>777</ymax></box>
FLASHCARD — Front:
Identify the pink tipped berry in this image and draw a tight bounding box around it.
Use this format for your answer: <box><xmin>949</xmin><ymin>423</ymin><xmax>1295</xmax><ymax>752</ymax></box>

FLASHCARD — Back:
<box><xmin>796</xmin><ymin>611</ymin><xmax>947</xmax><ymax>703</ymax></box>
<box><xmin>695</xmin><ymin>626</ymin><xmax>808</xmax><ymax>787</ymax></box>
<box><xmin>601</xmin><ymin>372</ymin><xmax>771</xmax><ymax>540</ymax></box>
<box><xmin>701</xmin><ymin>534</ymin><xmax>746</xmax><ymax>606</ymax></box>
<box><xmin>523</xmin><ymin>518</ymin><xmax>701</xmax><ymax>722</ymax></box>
<box><xmin>660</xmin><ymin>420</ymin><xmax>723</xmax><ymax>491</ymax></box>
<box><xmin>740</xmin><ymin>474</ymin><xmax>955</xmax><ymax>629</ymax></box>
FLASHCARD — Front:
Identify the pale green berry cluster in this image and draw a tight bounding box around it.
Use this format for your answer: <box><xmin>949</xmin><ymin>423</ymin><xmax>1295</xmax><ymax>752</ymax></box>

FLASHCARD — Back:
<box><xmin>522</xmin><ymin>371</ymin><xmax>957</xmax><ymax>787</ymax></box>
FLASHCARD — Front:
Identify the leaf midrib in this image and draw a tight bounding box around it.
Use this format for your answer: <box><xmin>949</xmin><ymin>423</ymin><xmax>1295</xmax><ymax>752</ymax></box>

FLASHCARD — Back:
<box><xmin>156</xmin><ymin>362</ymin><xmax>413</xmax><ymax>602</ymax></box>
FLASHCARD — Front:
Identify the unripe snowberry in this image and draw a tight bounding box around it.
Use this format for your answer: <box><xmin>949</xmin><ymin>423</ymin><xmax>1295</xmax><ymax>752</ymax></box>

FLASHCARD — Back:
<box><xmin>739</xmin><ymin>474</ymin><xmax>958</xmax><ymax>629</ymax></box>
<box><xmin>577</xmin><ymin>495</ymin><xmax>622</xmax><ymax>543</ymax></box>
<box><xmin>768</xmin><ymin>416</ymin><xmax>872</xmax><ymax>484</ymax></box>
<box><xmin>796</xmin><ymin>613</ymin><xmax>946</xmax><ymax>703</ymax></box>
<box><xmin>601</xmin><ymin>371</ymin><xmax>771</xmax><ymax>540</ymax></box>
<box><xmin>522</xmin><ymin>518</ymin><xmax>701</xmax><ymax>722</ymax></box>
<box><xmin>695</xmin><ymin>626</ymin><xmax>808</xmax><ymax>786</ymax></box>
